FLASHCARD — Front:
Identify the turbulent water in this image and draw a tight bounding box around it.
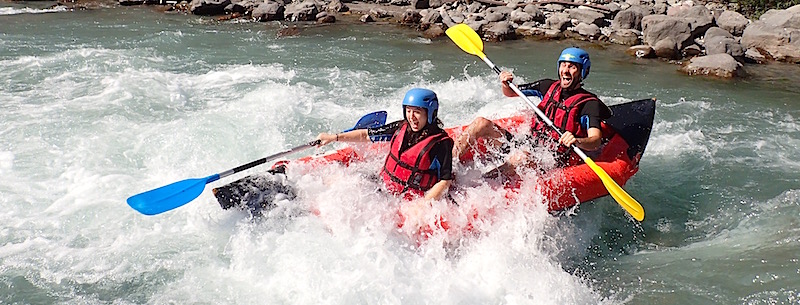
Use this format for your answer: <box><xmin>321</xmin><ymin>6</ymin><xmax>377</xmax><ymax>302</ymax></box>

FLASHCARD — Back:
<box><xmin>2</xmin><ymin>3</ymin><xmax>799</xmax><ymax>304</ymax></box>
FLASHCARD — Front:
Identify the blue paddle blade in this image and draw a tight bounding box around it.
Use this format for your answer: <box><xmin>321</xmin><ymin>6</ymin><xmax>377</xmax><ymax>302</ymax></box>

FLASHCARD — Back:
<box><xmin>127</xmin><ymin>175</ymin><xmax>217</xmax><ymax>215</ymax></box>
<box><xmin>346</xmin><ymin>111</ymin><xmax>387</xmax><ymax>131</ymax></box>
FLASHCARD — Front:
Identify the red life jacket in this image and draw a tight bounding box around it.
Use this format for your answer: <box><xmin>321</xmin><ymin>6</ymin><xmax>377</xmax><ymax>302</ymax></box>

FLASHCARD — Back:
<box><xmin>533</xmin><ymin>81</ymin><xmax>600</xmax><ymax>165</ymax></box>
<box><xmin>381</xmin><ymin>123</ymin><xmax>450</xmax><ymax>197</ymax></box>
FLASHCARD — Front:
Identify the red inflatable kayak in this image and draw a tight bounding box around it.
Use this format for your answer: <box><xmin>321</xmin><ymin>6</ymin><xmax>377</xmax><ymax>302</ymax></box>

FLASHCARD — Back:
<box><xmin>214</xmin><ymin>98</ymin><xmax>655</xmax><ymax>229</ymax></box>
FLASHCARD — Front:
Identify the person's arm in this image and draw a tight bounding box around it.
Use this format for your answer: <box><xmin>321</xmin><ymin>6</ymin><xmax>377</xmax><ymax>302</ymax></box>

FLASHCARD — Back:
<box><xmin>500</xmin><ymin>72</ymin><xmax>551</xmax><ymax>101</ymax></box>
<box><xmin>424</xmin><ymin>138</ymin><xmax>453</xmax><ymax>200</ymax></box>
<box><xmin>316</xmin><ymin>129</ymin><xmax>370</xmax><ymax>146</ymax></box>
<box><xmin>499</xmin><ymin>71</ymin><xmax>518</xmax><ymax>97</ymax></box>
<box><xmin>559</xmin><ymin>128</ymin><xmax>603</xmax><ymax>151</ymax></box>
<box><xmin>559</xmin><ymin>100</ymin><xmax>611</xmax><ymax>150</ymax></box>
<box><xmin>317</xmin><ymin>120</ymin><xmax>403</xmax><ymax>146</ymax></box>
<box><xmin>558</xmin><ymin>99</ymin><xmax>607</xmax><ymax>150</ymax></box>
<box><xmin>424</xmin><ymin>180</ymin><xmax>451</xmax><ymax>200</ymax></box>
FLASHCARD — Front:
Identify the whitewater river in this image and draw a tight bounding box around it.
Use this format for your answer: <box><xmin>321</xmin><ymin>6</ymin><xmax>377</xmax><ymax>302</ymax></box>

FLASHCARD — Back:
<box><xmin>2</xmin><ymin>4</ymin><xmax>799</xmax><ymax>304</ymax></box>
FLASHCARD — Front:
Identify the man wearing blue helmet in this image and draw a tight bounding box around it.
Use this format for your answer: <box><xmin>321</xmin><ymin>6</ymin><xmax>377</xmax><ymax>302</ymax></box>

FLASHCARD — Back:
<box><xmin>316</xmin><ymin>88</ymin><xmax>454</xmax><ymax>201</ymax></box>
<box><xmin>453</xmin><ymin>47</ymin><xmax>611</xmax><ymax>170</ymax></box>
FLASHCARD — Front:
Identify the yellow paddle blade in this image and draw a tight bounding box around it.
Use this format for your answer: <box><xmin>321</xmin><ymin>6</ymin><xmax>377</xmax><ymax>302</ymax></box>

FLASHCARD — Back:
<box><xmin>445</xmin><ymin>24</ymin><xmax>486</xmax><ymax>60</ymax></box>
<box><xmin>584</xmin><ymin>158</ymin><xmax>645</xmax><ymax>221</ymax></box>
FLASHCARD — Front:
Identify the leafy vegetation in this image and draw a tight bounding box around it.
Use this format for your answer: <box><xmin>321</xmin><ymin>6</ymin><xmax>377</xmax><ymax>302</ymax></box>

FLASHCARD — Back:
<box><xmin>732</xmin><ymin>0</ymin><xmax>800</xmax><ymax>18</ymax></box>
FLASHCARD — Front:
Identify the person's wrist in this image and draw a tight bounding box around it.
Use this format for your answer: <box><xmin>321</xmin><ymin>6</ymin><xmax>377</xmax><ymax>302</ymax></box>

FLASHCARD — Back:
<box><xmin>336</xmin><ymin>134</ymin><xmax>339</xmax><ymax>141</ymax></box>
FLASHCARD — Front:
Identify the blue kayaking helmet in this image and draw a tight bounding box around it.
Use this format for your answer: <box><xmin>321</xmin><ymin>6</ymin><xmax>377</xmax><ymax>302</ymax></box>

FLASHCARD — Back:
<box><xmin>558</xmin><ymin>47</ymin><xmax>591</xmax><ymax>80</ymax></box>
<box><xmin>402</xmin><ymin>88</ymin><xmax>439</xmax><ymax>124</ymax></box>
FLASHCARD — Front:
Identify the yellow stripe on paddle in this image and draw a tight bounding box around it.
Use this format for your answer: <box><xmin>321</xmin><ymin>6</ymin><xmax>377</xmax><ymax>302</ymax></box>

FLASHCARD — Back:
<box><xmin>445</xmin><ymin>23</ymin><xmax>645</xmax><ymax>222</ymax></box>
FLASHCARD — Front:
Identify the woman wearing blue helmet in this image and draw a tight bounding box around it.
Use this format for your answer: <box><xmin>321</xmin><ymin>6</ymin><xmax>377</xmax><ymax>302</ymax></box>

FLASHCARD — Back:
<box><xmin>453</xmin><ymin>47</ymin><xmax>611</xmax><ymax>171</ymax></box>
<box><xmin>317</xmin><ymin>88</ymin><xmax>454</xmax><ymax>201</ymax></box>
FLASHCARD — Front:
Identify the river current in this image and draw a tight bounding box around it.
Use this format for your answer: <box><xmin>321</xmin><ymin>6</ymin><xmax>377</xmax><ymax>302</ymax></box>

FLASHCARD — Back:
<box><xmin>2</xmin><ymin>4</ymin><xmax>799</xmax><ymax>304</ymax></box>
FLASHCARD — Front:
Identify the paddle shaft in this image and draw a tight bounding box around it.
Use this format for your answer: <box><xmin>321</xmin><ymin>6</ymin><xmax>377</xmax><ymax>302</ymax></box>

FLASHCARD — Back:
<box><xmin>212</xmin><ymin>140</ymin><xmax>321</xmax><ymax>182</ymax></box>
<box><xmin>205</xmin><ymin>110</ymin><xmax>385</xmax><ymax>183</ymax></box>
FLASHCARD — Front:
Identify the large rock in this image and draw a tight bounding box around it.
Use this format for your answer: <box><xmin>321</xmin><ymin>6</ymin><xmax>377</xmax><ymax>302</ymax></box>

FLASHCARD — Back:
<box><xmin>716</xmin><ymin>10</ymin><xmax>749</xmax><ymax>36</ymax></box>
<box><xmin>705</xmin><ymin>26</ymin><xmax>734</xmax><ymax>40</ymax></box>
<box><xmin>642</xmin><ymin>14</ymin><xmax>693</xmax><ymax>51</ymax></box>
<box><xmin>745</xmin><ymin>48</ymin><xmax>767</xmax><ymax>63</ymax></box>
<box><xmin>653</xmin><ymin>2</ymin><xmax>667</xmax><ymax>14</ymax></box>
<box><xmin>612</xmin><ymin>6</ymin><xmax>647</xmax><ymax>30</ymax></box>
<box><xmin>421</xmin><ymin>9</ymin><xmax>441</xmax><ymax>24</ymax></box>
<box><xmin>543</xmin><ymin>3</ymin><xmax>565</xmax><ymax>11</ymax></box>
<box><xmin>226</xmin><ymin>0</ymin><xmax>256</xmax><ymax>14</ymax></box>
<box><xmin>369</xmin><ymin>8</ymin><xmax>392</xmax><ymax>18</ymax></box>
<box><xmin>411</xmin><ymin>0</ymin><xmax>429</xmax><ymax>9</ymax></box>
<box><xmin>546</xmin><ymin>12</ymin><xmax>571</xmax><ymax>31</ymax></box>
<box><xmin>400</xmin><ymin>9</ymin><xmax>422</xmax><ymax>24</ymax></box>
<box><xmin>510</xmin><ymin>10</ymin><xmax>534</xmax><ymax>24</ymax></box>
<box><xmin>422</xmin><ymin>23</ymin><xmax>445</xmax><ymax>38</ymax></box>
<box><xmin>703</xmin><ymin>26</ymin><xmax>742</xmax><ymax>57</ymax></box>
<box><xmin>575</xmin><ymin>22</ymin><xmax>601</xmax><ymax>39</ymax></box>
<box><xmin>446</xmin><ymin>10</ymin><xmax>465</xmax><ymax>24</ymax></box>
<box><xmin>465</xmin><ymin>20</ymin><xmax>488</xmax><ymax>33</ymax></box>
<box><xmin>741</xmin><ymin>4</ymin><xmax>800</xmax><ymax>63</ymax></box>
<box><xmin>360</xmin><ymin>14</ymin><xmax>374</xmax><ymax>22</ymax></box>
<box><xmin>285</xmin><ymin>0</ymin><xmax>319</xmax><ymax>21</ymax></box>
<box><xmin>439</xmin><ymin>8</ymin><xmax>455</xmax><ymax>27</ymax></box>
<box><xmin>666</xmin><ymin>3</ymin><xmax>690</xmax><ymax>16</ymax></box>
<box><xmin>610</xmin><ymin>29</ymin><xmax>642</xmax><ymax>45</ymax></box>
<box><xmin>522</xmin><ymin>4</ymin><xmax>546</xmax><ymax>23</ymax></box>
<box><xmin>681</xmin><ymin>53</ymin><xmax>744</xmax><ymax>78</ymax></box>
<box><xmin>466</xmin><ymin>2</ymin><xmax>482</xmax><ymax>14</ymax></box>
<box><xmin>605</xmin><ymin>2</ymin><xmax>622</xmax><ymax>14</ymax></box>
<box><xmin>252</xmin><ymin>1</ymin><xmax>284</xmax><ymax>21</ymax></box>
<box><xmin>653</xmin><ymin>37</ymin><xmax>679</xmax><ymax>59</ymax></box>
<box><xmin>483</xmin><ymin>21</ymin><xmax>516</xmax><ymax>42</ymax></box>
<box><xmin>705</xmin><ymin>36</ymin><xmax>745</xmax><ymax>57</ymax></box>
<box><xmin>316</xmin><ymin>12</ymin><xmax>335</xmax><ymax>23</ymax></box>
<box><xmin>485</xmin><ymin>6</ymin><xmax>513</xmax><ymax>22</ymax></box>
<box><xmin>672</xmin><ymin>5</ymin><xmax>714</xmax><ymax>37</ymax></box>
<box><xmin>506</xmin><ymin>0</ymin><xmax>523</xmax><ymax>8</ymax></box>
<box><xmin>190</xmin><ymin>0</ymin><xmax>231</xmax><ymax>15</ymax></box>
<box><xmin>326</xmin><ymin>0</ymin><xmax>348</xmax><ymax>12</ymax></box>
<box><xmin>485</xmin><ymin>11</ymin><xmax>506</xmax><ymax>22</ymax></box>
<box><xmin>682</xmin><ymin>44</ymin><xmax>703</xmax><ymax>57</ymax></box>
<box><xmin>567</xmin><ymin>7</ymin><xmax>607</xmax><ymax>27</ymax></box>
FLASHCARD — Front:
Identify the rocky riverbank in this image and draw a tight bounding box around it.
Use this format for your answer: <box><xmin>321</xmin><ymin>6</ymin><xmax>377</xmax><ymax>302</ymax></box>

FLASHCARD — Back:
<box><xmin>38</xmin><ymin>0</ymin><xmax>800</xmax><ymax>78</ymax></box>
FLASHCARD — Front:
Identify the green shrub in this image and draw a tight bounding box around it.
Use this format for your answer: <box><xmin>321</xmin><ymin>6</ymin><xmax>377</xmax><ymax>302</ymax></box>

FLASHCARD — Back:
<box><xmin>732</xmin><ymin>0</ymin><xmax>800</xmax><ymax>18</ymax></box>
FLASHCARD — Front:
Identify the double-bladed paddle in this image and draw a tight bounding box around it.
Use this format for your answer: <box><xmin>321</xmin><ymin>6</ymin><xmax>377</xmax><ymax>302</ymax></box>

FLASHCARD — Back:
<box><xmin>127</xmin><ymin>111</ymin><xmax>388</xmax><ymax>216</ymax></box>
<box><xmin>445</xmin><ymin>24</ymin><xmax>645</xmax><ymax>222</ymax></box>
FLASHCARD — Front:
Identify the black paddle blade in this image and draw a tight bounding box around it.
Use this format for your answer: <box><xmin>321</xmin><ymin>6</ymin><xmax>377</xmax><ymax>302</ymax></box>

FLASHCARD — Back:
<box><xmin>213</xmin><ymin>165</ymin><xmax>296</xmax><ymax>214</ymax></box>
